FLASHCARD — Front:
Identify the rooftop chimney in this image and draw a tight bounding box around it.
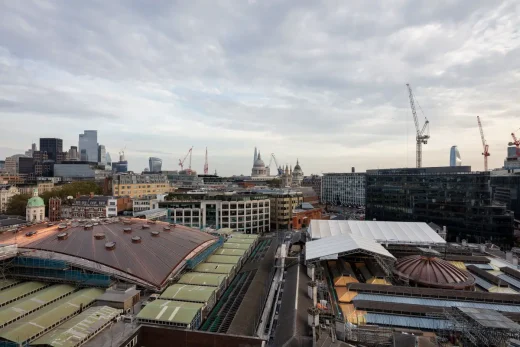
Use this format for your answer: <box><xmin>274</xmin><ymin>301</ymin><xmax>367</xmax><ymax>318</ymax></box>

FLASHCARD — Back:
<box><xmin>351</xmin><ymin>167</ymin><xmax>355</xmax><ymax>173</ymax></box>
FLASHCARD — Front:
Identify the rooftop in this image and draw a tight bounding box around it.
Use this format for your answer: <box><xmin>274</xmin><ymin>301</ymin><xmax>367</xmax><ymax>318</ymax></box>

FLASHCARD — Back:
<box><xmin>160</xmin><ymin>284</ymin><xmax>216</xmax><ymax>303</ymax></box>
<box><xmin>137</xmin><ymin>300</ymin><xmax>203</xmax><ymax>325</ymax></box>
<box><xmin>193</xmin><ymin>263</ymin><xmax>235</xmax><ymax>275</ymax></box>
<box><xmin>178</xmin><ymin>273</ymin><xmax>227</xmax><ymax>287</ymax></box>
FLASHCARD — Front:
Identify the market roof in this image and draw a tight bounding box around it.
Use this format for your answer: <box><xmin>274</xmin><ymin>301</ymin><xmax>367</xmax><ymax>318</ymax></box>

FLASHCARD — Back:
<box><xmin>307</xmin><ymin>220</ymin><xmax>446</xmax><ymax>245</ymax></box>
<box><xmin>31</xmin><ymin>306</ymin><xmax>120</xmax><ymax>347</ymax></box>
<box><xmin>0</xmin><ymin>279</ymin><xmax>19</xmax><ymax>291</ymax></box>
<box><xmin>205</xmin><ymin>255</ymin><xmax>241</xmax><ymax>265</ymax></box>
<box><xmin>18</xmin><ymin>219</ymin><xmax>216</xmax><ymax>289</ymax></box>
<box><xmin>226</xmin><ymin>238</ymin><xmax>256</xmax><ymax>244</ymax></box>
<box><xmin>0</xmin><ymin>281</ymin><xmax>47</xmax><ymax>307</ymax></box>
<box><xmin>137</xmin><ymin>300</ymin><xmax>203</xmax><ymax>325</ymax></box>
<box><xmin>458</xmin><ymin>307</ymin><xmax>520</xmax><ymax>330</ymax></box>
<box><xmin>230</xmin><ymin>233</ymin><xmax>259</xmax><ymax>239</ymax></box>
<box><xmin>193</xmin><ymin>263</ymin><xmax>235</xmax><ymax>274</ymax></box>
<box><xmin>0</xmin><ymin>288</ymin><xmax>103</xmax><ymax>344</ymax></box>
<box><xmin>178</xmin><ymin>273</ymin><xmax>227</xmax><ymax>287</ymax></box>
<box><xmin>160</xmin><ymin>284</ymin><xmax>215</xmax><ymax>303</ymax></box>
<box><xmin>222</xmin><ymin>243</ymin><xmax>251</xmax><ymax>250</ymax></box>
<box><xmin>0</xmin><ymin>284</ymin><xmax>75</xmax><ymax>328</ymax></box>
<box><xmin>305</xmin><ymin>234</ymin><xmax>395</xmax><ymax>262</ymax></box>
<box><xmin>214</xmin><ymin>248</ymin><xmax>246</xmax><ymax>256</ymax></box>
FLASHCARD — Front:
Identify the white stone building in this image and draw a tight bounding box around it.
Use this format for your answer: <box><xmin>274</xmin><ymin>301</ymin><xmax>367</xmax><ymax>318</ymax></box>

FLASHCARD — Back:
<box><xmin>0</xmin><ymin>184</ymin><xmax>20</xmax><ymax>213</ymax></box>
<box><xmin>26</xmin><ymin>189</ymin><xmax>45</xmax><ymax>222</ymax></box>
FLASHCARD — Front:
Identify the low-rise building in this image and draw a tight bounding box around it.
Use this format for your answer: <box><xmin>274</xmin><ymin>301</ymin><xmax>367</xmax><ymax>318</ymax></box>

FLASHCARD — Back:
<box><xmin>133</xmin><ymin>194</ymin><xmax>166</xmax><ymax>216</ymax></box>
<box><xmin>321</xmin><ymin>172</ymin><xmax>366</xmax><ymax>206</ymax></box>
<box><xmin>112</xmin><ymin>173</ymin><xmax>170</xmax><ymax>198</ymax></box>
<box><xmin>26</xmin><ymin>188</ymin><xmax>45</xmax><ymax>222</ymax></box>
<box><xmin>16</xmin><ymin>181</ymin><xmax>55</xmax><ymax>195</ymax></box>
<box><xmin>260</xmin><ymin>189</ymin><xmax>304</xmax><ymax>230</ymax></box>
<box><xmin>0</xmin><ymin>174</ymin><xmax>25</xmax><ymax>185</ymax></box>
<box><xmin>48</xmin><ymin>197</ymin><xmax>61</xmax><ymax>222</ymax></box>
<box><xmin>291</xmin><ymin>203</ymin><xmax>325</xmax><ymax>230</ymax></box>
<box><xmin>61</xmin><ymin>194</ymin><xmax>118</xmax><ymax>219</ymax></box>
<box><xmin>0</xmin><ymin>185</ymin><xmax>20</xmax><ymax>213</ymax></box>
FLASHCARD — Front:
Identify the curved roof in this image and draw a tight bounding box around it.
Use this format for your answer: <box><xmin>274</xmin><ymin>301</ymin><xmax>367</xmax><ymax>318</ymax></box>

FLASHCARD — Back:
<box><xmin>27</xmin><ymin>196</ymin><xmax>45</xmax><ymax>208</ymax></box>
<box><xmin>20</xmin><ymin>220</ymin><xmax>216</xmax><ymax>289</ymax></box>
<box><xmin>293</xmin><ymin>159</ymin><xmax>302</xmax><ymax>173</ymax></box>
<box><xmin>394</xmin><ymin>255</ymin><xmax>475</xmax><ymax>289</ymax></box>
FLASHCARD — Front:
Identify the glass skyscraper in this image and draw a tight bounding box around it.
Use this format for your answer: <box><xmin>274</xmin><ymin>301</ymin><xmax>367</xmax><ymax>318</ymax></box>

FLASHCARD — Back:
<box><xmin>149</xmin><ymin>157</ymin><xmax>163</xmax><ymax>172</ymax></box>
<box><xmin>450</xmin><ymin>145</ymin><xmax>462</xmax><ymax>167</ymax></box>
<box><xmin>78</xmin><ymin>130</ymin><xmax>98</xmax><ymax>163</ymax></box>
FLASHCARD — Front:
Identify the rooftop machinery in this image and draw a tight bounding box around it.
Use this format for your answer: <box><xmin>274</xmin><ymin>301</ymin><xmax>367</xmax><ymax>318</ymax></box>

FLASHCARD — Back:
<box><xmin>406</xmin><ymin>84</ymin><xmax>430</xmax><ymax>168</ymax></box>
<box><xmin>477</xmin><ymin>116</ymin><xmax>490</xmax><ymax>171</ymax></box>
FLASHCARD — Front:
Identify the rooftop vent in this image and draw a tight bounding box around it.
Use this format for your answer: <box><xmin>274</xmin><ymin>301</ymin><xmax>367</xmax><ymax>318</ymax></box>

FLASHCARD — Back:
<box><xmin>163</xmin><ymin>226</ymin><xmax>171</xmax><ymax>231</ymax></box>
<box><xmin>123</xmin><ymin>227</ymin><xmax>132</xmax><ymax>234</ymax></box>
<box><xmin>131</xmin><ymin>236</ymin><xmax>142</xmax><ymax>243</ymax></box>
<box><xmin>94</xmin><ymin>233</ymin><xmax>106</xmax><ymax>240</ymax></box>
<box><xmin>84</xmin><ymin>224</ymin><xmax>93</xmax><ymax>230</ymax></box>
<box><xmin>57</xmin><ymin>232</ymin><xmax>68</xmax><ymax>240</ymax></box>
<box><xmin>142</xmin><ymin>225</ymin><xmax>150</xmax><ymax>229</ymax></box>
<box><xmin>151</xmin><ymin>231</ymin><xmax>160</xmax><ymax>237</ymax></box>
<box><xmin>105</xmin><ymin>242</ymin><xmax>116</xmax><ymax>250</ymax></box>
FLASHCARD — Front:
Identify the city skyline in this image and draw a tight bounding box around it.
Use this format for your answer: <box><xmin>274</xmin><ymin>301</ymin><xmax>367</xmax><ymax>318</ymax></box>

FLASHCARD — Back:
<box><xmin>1</xmin><ymin>1</ymin><xmax>519</xmax><ymax>175</ymax></box>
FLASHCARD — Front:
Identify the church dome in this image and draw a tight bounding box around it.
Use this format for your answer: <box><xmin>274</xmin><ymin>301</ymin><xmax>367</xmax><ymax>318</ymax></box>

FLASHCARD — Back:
<box><xmin>293</xmin><ymin>159</ymin><xmax>303</xmax><ymax>173</ymax></box>
<box><xmin>394</xmin><ymin>255</ymin><xmax>474</xmax><ymax>290</ymax></box>
<box><xmin>27</xmin><ymin>196</ymin><xmax>45</xmax><ymax>208</ymax></box>
<box><xmin>254</xmin><ymin>152</ymin><xmax>266</xmax><ymax>168</ymax></box>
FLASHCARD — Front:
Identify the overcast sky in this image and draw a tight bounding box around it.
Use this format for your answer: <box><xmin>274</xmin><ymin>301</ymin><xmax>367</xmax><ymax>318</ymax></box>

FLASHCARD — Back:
<box><xmin>1</xmin><ymin>1</ymin><xmax>519</xmax><ymax>175</ymax></box>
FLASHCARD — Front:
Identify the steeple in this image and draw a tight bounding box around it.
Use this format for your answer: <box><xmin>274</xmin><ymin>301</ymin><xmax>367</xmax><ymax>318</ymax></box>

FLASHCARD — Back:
<box><xmin>257</xmin><ymin>151</ymin><xmax>262</xmax><ymax>161</ymax></box>
<box><xmin>33</xmin><ymin>188</ymin><xmax>38</xmax><ymax>197</ymax></box>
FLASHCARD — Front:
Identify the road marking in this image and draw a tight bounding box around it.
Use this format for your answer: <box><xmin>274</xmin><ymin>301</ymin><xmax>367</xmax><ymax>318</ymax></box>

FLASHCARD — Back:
<box><xmin>156</xmin><ymin>306</ymin><xmax>168</xmax><ymax>320</ymax></box>
<box><xmin>295</xmin><ymin>264</ymin><xmax>299</xmax><ymax>310</ymax></box>
<box><xmin>168</xmin><ymin>307</ymin><xmax>181</xmax><ymax>321</ymax></box>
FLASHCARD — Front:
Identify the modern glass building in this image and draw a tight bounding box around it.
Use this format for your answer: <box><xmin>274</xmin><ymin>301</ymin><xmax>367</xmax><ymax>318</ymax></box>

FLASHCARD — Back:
<box><xmin>149</xmin><ymin>157</ymin><xmax>163</xmax><ymax>173</ymax></box>
<box><xmin>321</xmin><ymin>173</ymin><xmax>365</xmax><ymax>206</ymax></box>
<box><xmin>365</xmin><ymin>166</ymin><xmax>514</xmax><ymax>249</ymax></box>
<box><xmin>78</xmin><ymin>130</ymin><xmax>98</xmax><ymax>163</ymax></box>
<box><xmin>98</xmin><ymin>144</ymin><xmax>106</xmax><ymax>165</ymax></box>
<box><xmin>39</xmin><ymin>138</ymin><xmax>63</xmax><ymax>162</ymax></box>
<box><xmin>449</xmin><ymin>146</ymin><xmax>462</xmax><ymax>167</ymax></box>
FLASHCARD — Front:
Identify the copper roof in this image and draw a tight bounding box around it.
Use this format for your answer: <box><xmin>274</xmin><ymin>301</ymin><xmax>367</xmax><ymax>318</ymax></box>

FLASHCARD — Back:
<box><xmin>15</xmin><ymin>220</ymin><xmax>216</xmax><ymax>289</ymax></box>
<box><xmin>394</xmin><ymin>255</ymin><xmax>475</xmax><ymax>290</ymax></box>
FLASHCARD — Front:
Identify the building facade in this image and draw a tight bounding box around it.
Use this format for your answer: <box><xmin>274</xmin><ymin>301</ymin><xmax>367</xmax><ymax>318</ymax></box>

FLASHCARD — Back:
<box><xmin>78</xmin><ymin>130</ymin><xmax>98</xmax><ymax>163</ymax></box>
<box><xmin>251</xmin><ymin>150</ymin><xmax>268</xmax><ymax>178</ymax></box>
<box><xmin>0</xmin><ymin>185</ymin><xmax>20</xmax><ymax>213</ymax></box>
<box><xmin>450</xmin><ymin>146</ymin><xmax>462</xmax><ymax>167</ymax></box>
<box><xmin>321</xmin><ymin>173</ymin><xmax>366</xmax><ymax>206</ymax></box>
<box><xmin>149</xmin><ymin>157</ymin><xmax>163</xmax><ymax>173</ymax></box>
<box><xmin>68</xmin><ymin>146</ymin><xmax>79</xmax><ymax>161</ymax></box>
<box><xmin>48</xmin><ymin>197</ymin><xmax>62</xmax><ymax>222</ymax></box>
<box><xmin>98</xmin><ymin>145</ymin><xmax>106</xmax><ymax>165</ymax></box>
<box><xmin>365</xmin><ymin>167</ymin><xmax>515</xmax><ymax>249</ymax></box>
<box><xmin>5</xmin><ymin>154</ymin><xmax>27</xmax><ymax>174</ymax></box>
<box><xmin>302</xmin><ymin>175</ymin><xmax>322</xmax><ymax>202</ymax></box>
<box><xmin>112</xmin><ymin>173</ymin><xmax>170</xmax><ymax>198</ymax></box>
<box><xmin>491</xmin><ymin>173</ymin><xmax>520</xmax><ymax>220</ymax></box>
<box><xmin>26</xmin><ymin>189</ymin><xmax>45</xmax><ymax>222</ymax></box>
<box><xmin>263</xmin><ymin>190</ymin><xmax>304</xmax><ymax>230</ymax></box>
<box><xmin>17</xmin><ymin>181</ymin><xmax>55</xmax><ymax>196</ymax></box>
<box><xmin>291</xmin><ymin>204</ymin><xmax>323</xmax><ymax>230</ymax></box>
<box><xmin>132</xmin><ymin>194</ymin><xmax>165</xmax><ymax>215</ymax></box>
<box><xmin>60</xmin><ymin>195</ymin><xmax>117</xmax><ymax>219</ymax></box>
<box><xmin>39</xmin><ymin>138</ymin><xmax>63</xmax><ymax>162</ymax></box>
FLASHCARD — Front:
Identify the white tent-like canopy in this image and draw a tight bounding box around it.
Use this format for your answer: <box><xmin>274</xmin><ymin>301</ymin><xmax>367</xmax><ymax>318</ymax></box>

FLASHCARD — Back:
<box><xmin>307</xmin><ymin>220</ymin><xmax>445</xmax><ymax>246</ymax></box>
<box><xmin>305</xmin><ymin>233</ymin><xmax>395</xmax><ymax>263</ymax></box>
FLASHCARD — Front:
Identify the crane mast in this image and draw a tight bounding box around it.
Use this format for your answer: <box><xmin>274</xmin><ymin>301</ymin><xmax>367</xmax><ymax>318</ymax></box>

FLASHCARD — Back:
<box><xmin>406</xmin><ymin>84</ymin><xmax>430</xmax><ymax>168</ymax></box>
<box><xmin>204</xmin><ymin>147</ymin><xmax>209</xmax><ymax>174</ymax></box>
<box><xmin>178</xmin><ymin>146</ymin><xmax>193</xmax><ymax>172</ymax></box>
<box><xmin>477</xmin><ymin>116</ymin><xmax>490</xmax><ymax>171</ymax></box>
<box><xmin>511</xmin><ymin>131</ymin><xmax>520</xmax><ymax>157</ymax></box>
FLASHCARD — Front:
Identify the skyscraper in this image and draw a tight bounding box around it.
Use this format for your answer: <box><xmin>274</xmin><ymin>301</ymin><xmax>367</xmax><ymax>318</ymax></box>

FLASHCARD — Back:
<box><xmin>449</xmin><ymin>146</ymin><xmax>462</xmax><ymax>167</ymax></box>
<box><xmin>39</xmin><ymin>138</ymin><xmax>63</xmax><ymax>162</ymax></box>
<box><xmin>149</xmin><ymin>157</ymin><xmax>163</xmax><ymax>172</ymax></box>
<box><xmin>68</xmin><ymin>146</ymin><xmax>78</xmax><ymax>161</ymax></box>
<box><xmin>98</xmin><ymin>145</ymin><xmax>106</xmax><ymax>165</ymax></box>
<box><xmin>78</xmin><ymin>130</ymin><xmax>98</xmax><ymax>163</ymax></box>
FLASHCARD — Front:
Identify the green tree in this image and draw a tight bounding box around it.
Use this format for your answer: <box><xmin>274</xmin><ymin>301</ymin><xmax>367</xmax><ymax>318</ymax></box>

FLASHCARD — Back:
<box><xmin>267</xmin><ymin>178</ymin><xmax>282</xmax><ymax>188</ymax></box>
<box><xmin>5</xmin><ymin>193</ymin><xmax>31</xmax><ymax>216</ymax></box>
<box><xmin>39</xmin><ymin>181</ymin><xmax>103</xmax><ymax>215</ymax></box>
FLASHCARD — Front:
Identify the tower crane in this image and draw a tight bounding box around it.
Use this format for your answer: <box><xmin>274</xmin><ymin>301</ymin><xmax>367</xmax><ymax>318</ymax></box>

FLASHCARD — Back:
<box><xmin>406</xmin><ymin>84</ymin><xmax>430</xmax><ymax>168</ymax></box>
<box><xmin>510</xmin><ymin>130</ymin><xmax>520</xmax><ymax>157</ymax></box>
<box><xmin>477</xmin><ymin>116</ymin><xmax>490</xmax><ymax>171</ymax></box>
<box><xmin>204</xmin><ymin>147</ymin><xmax>209</xmax><ymax>174</ymax></box>
<box><xmin>267</xmin><ymin>153</ymin><xmax>283</xmax><ymax>176</ymax></box>
<box><xmin>178</xmin><ymin>146</ymin><xmax>193</xmax><ymax>172</ymax></box>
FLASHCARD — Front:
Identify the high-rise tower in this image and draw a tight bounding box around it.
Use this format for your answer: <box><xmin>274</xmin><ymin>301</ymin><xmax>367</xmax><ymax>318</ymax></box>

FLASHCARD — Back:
<box><xmin>78</xmin><ymin>130</ymin><xmax>98</xmax><ymax>163</ymax></box>
<box><xmin>449</xmin><ymin>146</ymin><xmax>462</xmax><ymax>167</ymax></box>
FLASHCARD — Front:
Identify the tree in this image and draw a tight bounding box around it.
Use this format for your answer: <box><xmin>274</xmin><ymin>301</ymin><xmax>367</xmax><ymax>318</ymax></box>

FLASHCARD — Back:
<box><xmin>39</xmin><ymin>181</ymin><xmax>103</xmax><ymax>215</ymax></box>
<box><xmin>267</xmin><ymin>178</ymin><xmax>282</xmax><ymax>188</ymax></box>
<box><xmin>5</xmin><ymin>193</ymin><xmax>31</xmax><ymax>217</ymax></box>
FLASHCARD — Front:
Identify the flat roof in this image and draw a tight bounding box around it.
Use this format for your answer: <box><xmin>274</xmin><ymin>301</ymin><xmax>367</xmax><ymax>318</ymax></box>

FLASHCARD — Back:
<box><xmin>225</xmin><ymin>238</ymin><xmax>256</xmax><ymax>244</ymax></box>
<box><xmin>222</xmin><ymin>243</ymin><xmax>250</xmax><ymax>250</ymax></box>
<box><xmin>458</xmin><ymin>307</ymin><xmax>520</xmax><ymax>330</ymax></box>
<box><xmin>193</xmin><ymin>263</ymin><xmax>235</xmax><ymax>274</ymax></box>
<box><xmin>305</xmin><ymin>234</ymin><xmax>395</xmax><ymax>262</ymax></box>
<box><xmin>0</xmin><ymin>281</ymin><xmax>47</xmax><ymax>307</ymax></box>
<box><xmin>160</xmin><ymin>284</ymin><xmax>215</xmax><ymax>303</ymax></box>
<box><xmin>0</xmin><ymin>288</ymin><xmax>104</xmax><ymax>344</ymax></box>
<box><xmin>31</xmin><ymin>306</ymin><xmax>120</xmax><ymax>347</ymax></box>
<box><xmin>178</xmin><ymin>273</ymin><xmax>227</xmax><ymax>287</ymax></box>
<box><xmin>137</xmin><ymin>300</ymin><xmax>203</xmax><ymax>325</ymax></box>
<box><xmin>0</xmin><ymin>279</ymin><xmax>19</xmax><ymax>291</ymax></box>
<box><xmin>308</xmin><ymin>220</ymin><xmax>446</xmax><ymax>245</ymax></box>
<box><xmin>230</xmin><ymin>233</ymin><xmax>259</xmax><ymax>240</ymax></box>
<box><xmin>0</xmin><ymin>284</ymin><xmax>75</xmax><ymax>327</ymax></box>
<box><xmin>214</xmin><ymin>248</ymin><xmax>246</xmax><ymax>256</ymax></box>
<box><xmin>205</xmin><ymin>255</ymin><xmax>241</xmax><ymax>265</ymax></box>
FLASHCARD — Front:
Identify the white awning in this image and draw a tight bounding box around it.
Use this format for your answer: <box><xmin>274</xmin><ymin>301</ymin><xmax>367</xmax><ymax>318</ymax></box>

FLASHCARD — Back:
<box><xmin>305</xmin><ymin>233</ymin><xmax>395</xmax><ymax>262</ymax></box>
<box><xmin>307</xmin><ymin>220</ymin><xmax>445</xmax><ymax>245</ymax></box>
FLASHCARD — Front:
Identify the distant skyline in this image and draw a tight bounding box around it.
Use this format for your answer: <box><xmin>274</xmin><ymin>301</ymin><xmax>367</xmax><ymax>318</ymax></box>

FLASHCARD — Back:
<box><xmin>1</xmin><ymin>1</ymin><xmax>519</xmax><ymax>175</ymax></box>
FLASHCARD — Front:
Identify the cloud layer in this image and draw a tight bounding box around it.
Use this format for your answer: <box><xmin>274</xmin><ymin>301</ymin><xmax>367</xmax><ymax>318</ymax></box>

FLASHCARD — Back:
<box><xmin>1</xmin><ymin>0</ymin><xmax>519</xmax><ymax>175</ymax></box>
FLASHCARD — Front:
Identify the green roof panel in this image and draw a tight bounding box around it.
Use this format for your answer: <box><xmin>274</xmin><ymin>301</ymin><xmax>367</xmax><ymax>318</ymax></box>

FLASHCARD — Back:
<box><xmin>214</xmin><ymin>248</ymin><xmax>246</xmax><ymax>256</ymax></box>
<box><xmin>222</xmin><ymin>242</ymin><xmax>250</xmax><ymax>250</ymax></box>
<box><xmin>178</xmin><ymin>273</ymin><xmax>227</xmax><ymax>287</ymax></box>
<box><xmin>137</xmin><ymin>300</ymin><xmax>203</xmax><ymax>325</ymax></box>
<box><xmin>160</xmin><ymin>284</ymin><xmax>215</xmax><ymax>303</ymax></box>
<box><xmin>193</xmin><ymin>263</ymin><xmax>235</xmax><ymax>274</ymax></box>
<box><xmin>205</xmin><ymin>255</ymin><xmax>241</xmax><ymax>265</ymax></box>
<box><xmin>0</xmin><ymin>281</ymin><xmax>47</xmax><ymax>307</ymax></box>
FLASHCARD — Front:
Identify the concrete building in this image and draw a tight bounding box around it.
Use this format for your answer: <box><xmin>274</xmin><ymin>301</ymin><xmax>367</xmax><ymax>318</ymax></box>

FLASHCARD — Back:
<box><xmin>321</xmin><ymin>173</ymin><xmax>366</xmax><ymax>206</ymax></box>
<box><xmin>112</xmin><ymin>173</ymin><xmax>170</xmax><ymax>198</ymax></box>
<box><xmin>0</xmin><ymin>184</ymin><xmax>20</xmax><ymax>213</ymax></box>
<box><xmin>133</xmin><ymin>194</ymin><xmax>166</xmax><ymax>215</ymax></box>
<box><xmin>24</xmin><ymin>143</ymin><xmax>36</xmax><ymax>157</ymax></box>
<box><xmin>39</xmin><ymin>138</ymin><xmax>63</xmax><ymax>162</ymax></box>
<box><xmin>149</xmin><ymin>157</ymin><xmax>163</xmax><ymax>173</ymax></box>
<box><xmin>78</xmin><ymin>130</ymin><xmax>98</xmax><ymax>163</ymax></box>
<box><xmin>60</xmin><ymin>194</ymin><xmax>117</xmax><ymax>219</ymax></box>
<box><xmin>26</xmin><ymin>188</ymin><xmax>45</xmax><ymax>222</ymax></box>
<box><xmin>450</xmin><ymin>145</ymin><xmax>462</xmax><ymax>166</ymax></box>
<box><xmin>97</xmin><ymin>144</ymin><xmax>106</xmax><ymax>165</ymax></box>
<box><xmin>0</xmin><ymin>160</ymin><xmax>5</xmax><ymax>172</ymax></box>
<box><xmin>5</xmin><ymin>154</ymin><xmax>27</xmax><ymax>174</ymax></box>
<box><xmin>258</xmin><ymin>189</ymin><xmax>304</xmax><ymax>230</ymax></box>
<box><xmin>48</xmin><ymin>197</ymin><xmax>61</xmax><ymax>222</ymax></box>
<box><xmin>17</xmin><ymin>181</ymin><xmax>54</xmax><ymax>196</ymax></box>
<box><xmin>67</xmin><ymin>146</ymin><xmax>79</xmax><ymax>161</ymax></box>
<box><xmin>302</xmin><ymin>175</ymin><xmax>322</xmax><ymax>202</ymax></box>
<box><xmin>504</xmin><ymin>145</ymin><xmax>520</xmax><ymax>170</ymax></box>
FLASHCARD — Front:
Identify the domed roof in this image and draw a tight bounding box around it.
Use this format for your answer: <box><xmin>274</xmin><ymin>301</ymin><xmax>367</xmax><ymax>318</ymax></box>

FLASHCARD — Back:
<box><xmin>254</xmin><ymin>152</ymin><xmax>265</xmax><ymax>168</ymax></box>
<box><xmin>293</xmin><ymin>159</ymin><xmax>302</xmax><ymax>173</ymax></box>
<box><xmin>394</xmin><ymin>255</ymin><xmax>475</xmax><ymax>290</ymax></box>
<box><xmin>27</xmin><ymin>196</ymin><xmax>45</xmax><ymax>208</ymax></box>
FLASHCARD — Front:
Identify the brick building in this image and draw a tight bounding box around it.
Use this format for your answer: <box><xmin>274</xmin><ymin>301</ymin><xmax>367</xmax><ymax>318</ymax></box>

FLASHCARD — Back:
<box><xmin>48</xmin><ymin>197</ymin><xmax>62</xmax><ymax>222</ymax></box>
<box><xmin>291</xmin><ymin>203</ymin><xmax>326</xmax><ymax>230</ymax></box>
<box><xmin>61</xmin><ymin>194</ymin><xmax>118</xmax><ymax>219</ymax></box>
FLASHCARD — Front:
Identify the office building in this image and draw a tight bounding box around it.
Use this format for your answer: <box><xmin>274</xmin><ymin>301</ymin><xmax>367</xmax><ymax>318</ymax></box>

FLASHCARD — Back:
<box><xmin>17</xmin><ymin>181</ymin><xmax>55</xmax><ymax>195</ymax></box>
<box><xmin>133</xmin><ymin>194</ymin><xmax>166</xmax><ymax>215</ymax></box>
<box><xmin>112</xmin><ymin>152</ymin><xmax>128</xmax><ymax>173</ymax></box>
<box><xmin>53</xmin><ymin>162</ymin><xmax>109</xmax><ymax>181</ymax></box>
<box><xmin>302</xmin><ymin>175</ymin><xmax>322</xmax><ymax>202</ymax></box>
<box><xmin>39</xmin><ymin>138</ymin><xmax>63</xmax><ymax>162</ymax></box>
<box><xmin>322</xmin><ymin>173</ymin><xmax>366</xmax><ymax>206</ymax></box>
<box><xmin>491</xmin><ymin>173</ymin><xmax>520</xmax><ymax>220</ymax></box>
<box><xmin>4</xmin><ymin>154</ymin><xmax>27</xmax><ymax>174</ymax></box>
<box><xmin>98</xmin><ymin>144</ymin><xmax>106</xmax><ymax>165</ymax></box>
<box><xmin>18</xmin><ymin>157</ymin><xmax>34</xmax><ymax>175</ymax></box>
<box><xmin>0</xmin><ymin>160</ymin><xmax>5</xmax><ymax>172</ymax></box>
<box><xmin>365</xmin><ymin>166</ymin><xmax>515</xmax><ymax>249</ymax></box>
<box><xmin>0</xmin><ymin>184</ymin><xmax>19</xmax><ymax>213</ymax></box>
<box><xmin>67</xmin><ymin>146</ymin><xmax>78</xmax><ymax>161</ymax></box>
<box><xmin>149</xmin><ymin>157</ymin><xmax>163</xmax><ymax>173</ymax></box>
<box><xmin>112</xmin><ymin>173</ymin><xmax>170</xmax><ymax>198</ymax></box>
<box><xmin>25</xmin><ymin>143</ymin><xmax>37</xmax><ymax>157</ymax></box>
<box><xmin>256</xmin><ymin>189</ymin><xmax>304</xmax><ymax>230</ymax></box>
<box><xmin>61</xmin><ymin>194</ymin><xmax>118</xmax><ymax>219</ymax></box>
<box><xmin>450</xmin><ymin>145</ymin><xmax>462</xmax><ymax>166</ymax></box>
<box><xmin>78</xmin><ymin>130</ymin><xmax>98</xmax><ymax>163</ymax></box>
<box><xmin>160</xmin><ymin>192</ymin><xmax>270</xmax><ymax>233</ymax></box>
